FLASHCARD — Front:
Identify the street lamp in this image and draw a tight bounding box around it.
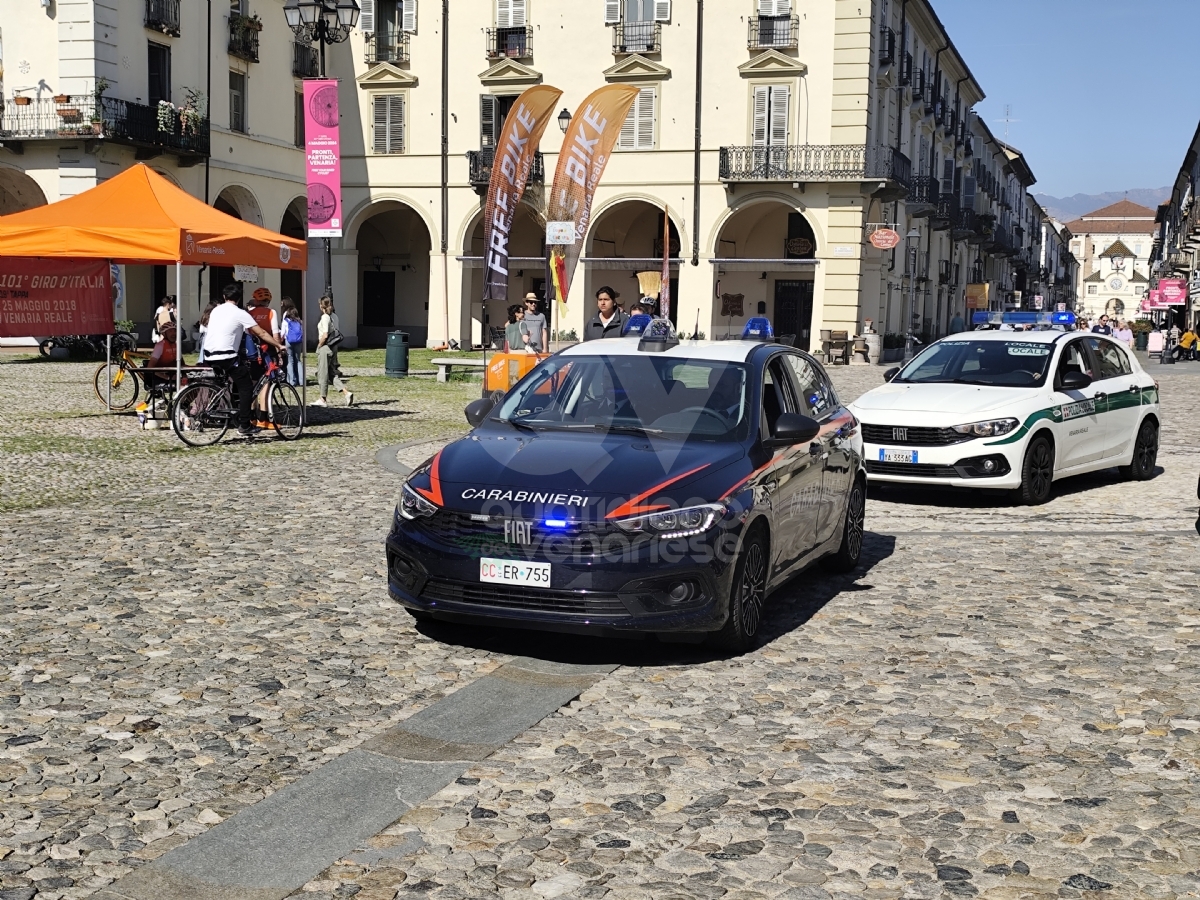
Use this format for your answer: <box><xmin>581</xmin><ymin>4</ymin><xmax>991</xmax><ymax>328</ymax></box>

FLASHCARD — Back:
<box><xmin>557</xmin><ymin>108</ymin><xmax>572</xmax><ymax>133</ymax></box>
<box><xmin>283</xmin><ymin>0</ymin><xmax>360</xmax><ymax>300</ymax></box>
<box><xmin>905</xmin><ymin>227</ymin><xmax>921</xmax><ymax>359</ymax></box>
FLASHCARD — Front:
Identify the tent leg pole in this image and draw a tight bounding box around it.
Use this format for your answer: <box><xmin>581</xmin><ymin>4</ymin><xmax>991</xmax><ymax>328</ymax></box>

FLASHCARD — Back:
<box><xmin>176</xmin><ymin>261</ymin><xmax>182</xmax><ymax>418</ymax></box>
<box><xmin>106</xmin><ymin>334</ymin><xmax>111</xmax><ymax>412</ymax></box>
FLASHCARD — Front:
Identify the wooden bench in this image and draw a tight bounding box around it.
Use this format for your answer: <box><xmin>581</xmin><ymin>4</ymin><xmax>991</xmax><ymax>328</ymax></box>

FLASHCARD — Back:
<box><xmin>433</xmin><ymin>357</ymin><xmax>487</xmax><ymax>383</ymax></box>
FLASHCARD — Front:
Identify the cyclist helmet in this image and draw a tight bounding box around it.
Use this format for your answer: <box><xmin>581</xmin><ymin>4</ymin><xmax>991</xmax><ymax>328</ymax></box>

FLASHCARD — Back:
<box><xmin>252</xmin><ymin>287</ymin><xmax>273</xmax><ymax>303</ymax></box>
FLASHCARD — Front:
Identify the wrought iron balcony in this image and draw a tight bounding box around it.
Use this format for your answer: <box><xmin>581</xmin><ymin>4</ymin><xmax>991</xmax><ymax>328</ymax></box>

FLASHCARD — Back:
<box><xmin>938</xmin><ymin>259</ymin><xmax>952</xmax><ymax>285</ymax></box>
<box><xmin>293</xmin><ymin>41</ymin><xmax>319</xmax><ymax>78</ymax></box>
<box><xmin>987</xmin><ymin>227</ymin><xmax>1014</xmax><ymax>256</ymax></box>
<box><xmin>145</xmin><ymin>0</ymin><xmax>181</xmax><ymax>37</ymax></box>
<box><xmin>933</xmin><ymin>96</ymin><xmax>946</xmax><ymax>126</ymax></box>
<box><xmin>365</xmin><ymin>32</ymin><xmax>410</xmax><ymax>65</ymax></box>
<box><xmin>1</xmin><ymin>94</ymin><xmax>210</xmax><ymax>160</ymax></box>
<box><xmin>952</xmin><ymin>208</ymin><xmax>980</xmax><ymax>242</ymax></box>
<box><xmin>963</xmin><ymin>134</ymin><xmax>975</xmax><ymax>158</ymax></box>
<box><xmin>228</xmin><ymin>13</ymin><xmax>261</xmax><ymax>63</ymax></box>
<box><xmin>931</xmin><ymin>194</ymin><xmax>958</xmax><ymax>230</ymax></box>
<box><xmin>748</xmin><ymin>14</ymin><xmax>799</xmax><ymax>50</ymax></box>
<box><xmin>906</xmin><ymin>175</ymin><xmax>940</xmax><ymax>215</ymax></box>
<box><xmin>467</xmin><ymin>148</ymin><xmax>545</xmax><ymax>189</ymax></box>
<box><xmin>486</xmin><ymin>26</ymin><xmax>532</xmax><ymax>59</ymax></box>
<box><xmin>878</xmin><ymin>27</ymin><xmax>896</xmax><ymax>67</ymax></box>
<box><xmin>718</xmin><ymin>144</ymin><xmax>911</xmax><ymax>186</ymax></box>
<box><xmin>911</xmin><ymin>69</ymin><xmax>927</xmax><ymax>107</ymax></box>
<box><xmin>899</xmin><ymin>51</ymin><xmax>913</xmax><ymax>86</ymax></box>
<box><xmin>613</xmin><ymin>21</ymin><xmax>661</xmax><ymax>54</ymax></box>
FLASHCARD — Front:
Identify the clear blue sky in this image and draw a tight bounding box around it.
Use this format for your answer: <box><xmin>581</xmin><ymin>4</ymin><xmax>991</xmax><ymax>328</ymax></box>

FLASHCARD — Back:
<box><xmin>935</xmin><ymin>0</ymin><xmax>1197</xmax><ymax>197</ymax></box>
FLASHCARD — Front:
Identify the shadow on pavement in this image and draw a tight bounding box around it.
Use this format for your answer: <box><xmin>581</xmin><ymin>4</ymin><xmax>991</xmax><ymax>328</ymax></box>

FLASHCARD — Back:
<box><xmin>414</xmin><ymin>530</ymin><xmax>895</xmax><ymax>667</ymax></box>
<box><xmin>871</xmin><ymin>465</ymin><xmax>1162</xmax><ymax>508</ymax></box>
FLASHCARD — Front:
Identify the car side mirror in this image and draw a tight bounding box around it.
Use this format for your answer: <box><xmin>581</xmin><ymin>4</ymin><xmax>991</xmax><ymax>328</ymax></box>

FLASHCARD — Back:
<box><xmin>1060</xmin><ymin>370</ymin><xmax>1091</xmax><ymax>391</ymax></box>
<box><xmin>766</xmin><ymin>412</ymin><xmax>821</xmax><ymax>447</ymax></box>
<box><xmin>884</xmin><ymin>366</ymin><xmax>901</xmax><ymax>382</ymax></box>
<box><xmin>464</xmin><ymin>397</ymin><xmax>497</xmax><ymax>427</ymax></box>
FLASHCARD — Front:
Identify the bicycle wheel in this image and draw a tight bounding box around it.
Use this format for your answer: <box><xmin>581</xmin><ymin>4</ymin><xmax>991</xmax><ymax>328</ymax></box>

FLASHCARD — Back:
<box><xmin>171</xmin><ymin>382</ymin><xmax>230</xmax><ymax>448</ymax></box>
<box><xmin>39</xmin><ymin>338</ymin><xmax>57</xmax><ymax>358</ymax></box>
<box><xmin>268</xmin><ymin>381</ymin><xmax>304</xmax><ymax>440</ymax></box>
<box><xmin>93</xmin><ymin>361</ymin><xmax>140</xmax><ymax>411</ymax></box>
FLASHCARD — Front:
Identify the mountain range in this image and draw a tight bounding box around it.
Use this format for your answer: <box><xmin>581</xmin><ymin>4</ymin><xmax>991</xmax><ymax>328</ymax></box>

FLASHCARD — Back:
<box><xmin>1034</xmin><ymin>188</ymin><xmax>1172</xmax><ymax>222</ymax></box>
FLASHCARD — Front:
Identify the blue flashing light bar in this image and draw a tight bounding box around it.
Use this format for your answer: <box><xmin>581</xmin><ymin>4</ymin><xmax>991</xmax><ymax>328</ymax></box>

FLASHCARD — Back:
<box><xmin>742</xmin><ymin>317</ymin><xmax>774</xmax><ymax>340</ymax></box>
<box><xmin>622</xmin><ymin>314</ymin><xmax>653</xmax><ymax>336</ymax></box>
<box><xmin>971</xmin><ymin>311</ymin><xmax>1076</xmax><ymax>328</ymax></box>
<box><xmin>543</xmin><ymin>519</ymin><xmax>569</xmax><ymax>528</ymax></box>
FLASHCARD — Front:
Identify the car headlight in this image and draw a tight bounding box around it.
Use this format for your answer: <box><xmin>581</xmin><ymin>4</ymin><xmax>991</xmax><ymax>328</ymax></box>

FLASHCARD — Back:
<box><xmin>614</xmin><ymin>503</ymin><xmax>725</xmax><ymax>539</ymax></box>
<box><xmin>951</xmin><ymin>417</ymin><xmax>1019</xmax><ymax>437</ymax></box>
<box><xmin>397</xmin><ymin>483</ymin><xmax>438</xmax><ymax>520</ymax></box>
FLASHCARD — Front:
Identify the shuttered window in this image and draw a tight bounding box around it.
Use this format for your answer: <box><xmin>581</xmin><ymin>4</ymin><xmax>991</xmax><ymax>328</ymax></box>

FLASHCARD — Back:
<box><xmin>618</xmin><ymin>87</ymin><xmax>656</xmax><ymax>151</ymax></box>
<box><xmin>654</xmin><ymin>0</ymin><xmax>671</xmax><ymax>22</ymax></box>
<box><xmin>757</xmin><ymin>0</ymin><xmax>791</xmax><ymax>14</ymax></box>
<box><xmin>372</xmin><ymin>94</ymin><xmax>405</xmax><ymax>154</ymax></box>
<box><xmin>359</xmin><ymin>0</ymin><xmax>374</xmax><ymax>32</ymax></box>
<box><xmin>751</xmin><ymin>84</ymin><xmax>789</xmax><ymax>147</ymax></box>
<box><xmin>401</xmin><ymin>0</ymin><xmax>417</xmax><ymax>33</ymax></box>
<box><xmin>496</xmin><ymin>0</ymin><xmax>526</xmax><ymax>27</ymax></box>
<box><xmin>604</xmin><ymin>0</ymin><xmax>621</xmax><ymax>24</ymax></box>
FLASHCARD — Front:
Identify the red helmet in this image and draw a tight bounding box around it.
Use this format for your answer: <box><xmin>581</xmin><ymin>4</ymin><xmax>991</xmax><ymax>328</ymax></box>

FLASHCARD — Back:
<box><xmin>252</xmin><ymin>287</ymin><xmax>272</xmax><ymax>302</ymax></box>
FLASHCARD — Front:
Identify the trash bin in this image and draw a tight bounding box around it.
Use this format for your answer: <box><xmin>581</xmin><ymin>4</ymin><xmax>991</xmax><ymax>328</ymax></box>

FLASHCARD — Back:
<box><xmin>385</xmin><ymin>331</ymin><xmax>409</xmax><ymax>378</ymax></box>
<box><xmin>1135</xmin><ymin>331</ymin><xmax>1148</xmax><ymax>351</ymax></box>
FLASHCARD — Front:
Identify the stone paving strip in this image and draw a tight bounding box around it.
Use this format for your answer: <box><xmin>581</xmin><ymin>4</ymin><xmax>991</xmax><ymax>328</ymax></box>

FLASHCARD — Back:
<box><xmin>90</xmin><ymin>659</ymin><xmax>614</xmax><ymax>900</ymax></box>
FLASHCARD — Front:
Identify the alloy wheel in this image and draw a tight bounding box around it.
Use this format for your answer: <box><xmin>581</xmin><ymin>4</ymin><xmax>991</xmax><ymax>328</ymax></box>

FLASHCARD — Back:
<box><xmin>1029</xmin><ymin>441</ymin><xmax>1052</xmax><ymax>499</ymax></box>
<box><xmin>1135</xmin><ymin>425</ymin><xmax>1157</xmax><ymax>475</ymax></box>
<box><xmin>739</xmin><ymin>541</ymin><xmax>766</xmax><ymax>637</ymax></box>
<box><xmin>845</xmin><ymin>482</ymin><xmax>865</xmax><ymax>561</ymax></box>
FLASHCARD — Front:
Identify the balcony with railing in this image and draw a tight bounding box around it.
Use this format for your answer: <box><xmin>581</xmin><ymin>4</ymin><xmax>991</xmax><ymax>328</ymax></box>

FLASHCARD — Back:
<box><xmin>718</xmin><ymin>144</ymin><xmax>911</xmax><ymax>189</ymax></box>
<box><xmin>748</xmin><ymin>14</ymin><xmax>799</xmax><ymax>50</ymax></box>
<box><xmin>145</xmin><ymin>0</ymin><xmax>181</xmax><ymax>36</ymax></box>
<box><xmin>293</xmin><ymin>41</ymin><xmax>319</xmax><ymax>78</ymax></box>
<box><xmin>899</xmin><ymin>51</ymin><xmax>913</xmax><ymax>86</ymax></box>
<box><xmin>987</xmin><ymin>226</ymin><xmax>1013</xmax><ymax>256</ymax></box>
<box><xmin>467</xmin><ymin>148</ymin><xmax>545</xmax><ymax>189</ymax></box>
<box><xmin>878</xmin><ymin>27</ymin><xmax>896</xmax><ymax>67</ymax></box>
<box><xmin>932</xmin><ymin>194</ymin><xmax>958</xmax><ymax>230</ymax></box>
<box><xmin>0</xmin><ymin>94</ymin><xmax>209</xmax><ymax>160</ymax></box>
<box><xmin>613</xmin><ymin>21</ymin><xmax>661</xmax><ymax>54</ymax></box>
<box><xmin>366</xmin><ymin>32</ymin><xmax>410</xmax><ymax>65</ymax></box>
<box><xmin>906</xmin><ymin>175</ymin><xmax>939</xmax><ymax>215</ymax></box>
<box><xmin>911</xmin><ymin>69</ymin><xmax>927</xmax><ymax>107</ymax></box>
<box><xmin>228</xmin><ymin>13</ymin><xmax>261</xmax><ymax>63</ymax></box>
<box><xmin>952</xmin><ymin>208</ymin><xmax>981</xmax><ymax>243</ymax></box>
<box><xmin>486</xmin><ymin>26</ymin><xmax>532</xmax><ymax>59</ymax></box>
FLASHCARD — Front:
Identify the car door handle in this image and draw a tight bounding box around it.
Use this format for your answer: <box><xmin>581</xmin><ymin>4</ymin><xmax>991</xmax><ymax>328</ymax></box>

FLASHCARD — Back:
<box><xmin>1094</xmin><ymin>392</ymin><xmax>1108</xmax><ymax>402</ymax></box>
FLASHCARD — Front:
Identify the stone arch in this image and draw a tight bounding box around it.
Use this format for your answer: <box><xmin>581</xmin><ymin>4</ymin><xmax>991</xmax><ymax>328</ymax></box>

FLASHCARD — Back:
<box><xmin>213</xmin><ymin>183</ymin><xmax>263</xmax><ymax>227</ymax></box>
<box><xmin>0</xmin><ymin>164</ymin><xmax>47</xmax><ymax>215</ymax></box>
<box><xmin>351</xmin><ymin>199</ymin><xmax>434</xmax><ymax>347</ymax></box>
<box><xmin>344</xmin><ymin>194</ymin><xmax>438</xmax><ymax>250</ymax></box>
<box><xmin>585</xmin><ymin>193</ymin><xmax>686</xmax><ymax>258</ymax></box>
<box><xmin>708</xmin><ymin>192</ymin><xmax>824</xmax><ymax>259</ymax></box>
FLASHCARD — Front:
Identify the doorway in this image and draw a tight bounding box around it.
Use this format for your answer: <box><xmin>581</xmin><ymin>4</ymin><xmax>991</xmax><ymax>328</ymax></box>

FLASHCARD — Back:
<box><xmin>774</xmin><ymin>280</ymin><xmax>813</xmax><ymax>350</ymax></box>
<box><xmin>362</xmin><ymin>271</ymin><xmax>396</xmax><ymax>329</ymax></box>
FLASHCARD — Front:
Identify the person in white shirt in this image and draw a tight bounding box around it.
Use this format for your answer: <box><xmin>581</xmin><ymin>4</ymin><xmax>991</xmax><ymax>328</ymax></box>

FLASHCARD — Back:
<box><xmin>314</xmin><ymin>296</ymin><xmax>352</xmax><ymax>407</ymax></box>
<box><xmin>204</xmin><ymin>283</ymin><xmax>285</xmax><ymax>435</ymax></box>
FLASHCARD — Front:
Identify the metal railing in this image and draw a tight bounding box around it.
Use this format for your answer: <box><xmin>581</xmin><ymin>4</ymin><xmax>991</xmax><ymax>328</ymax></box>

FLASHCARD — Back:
<box><xmin>229</xmin><ymin>13</ymin><xmax>261</xmax><ymax>63</ymax></box>
<box><xmin>911</xmin><ymin>69</ymin><xmax>927</xmax><ymax>106</ymax></box>
<box><xmin>145</xmin><ymin>0</ymin><xmax>181</xmax><ymax>36</ymax></box>
<box><xmin>748</xmin><ymin>14</ymin><xmax>799</xmax><ymax>50</ymax></box>
<box><xmin>293</xmin><ymin>41</ymin><xmax>319</xmax><ymax>77</ymax></box>
<box><xmin>899</xmin><ymin>51</ymin><xmax>913</xmax><ymax>86</ymax></box>
<box><xmin>907</xmin><ymin>175</ymin><xmax>940</xmax><ymax>208</ymax></box>
<box><xmin>952</xmin><ymin>208</ymin><xmax>979</xmax><ymax>240</ymax></box>
<box><xmin>988</xmin><ymin>227</ymin><xmax>1013</xmax><ymax>255</ymax></box>
<box><xmin>613</xmin><ymin>21</ymin><xmax>661</xmax><ymax>54</ymax></box>
<box><xmin>718</xmin><ymin>145</ymin><xmax>911</xmax><ymax>184</ymax></box>
<box><xmin>878</xmin><ymin>27</ymin><xmax>896</xmax><ymax>67</ymax></box>
<box><xmin>467</xmin><ymin>148</ymin><xmax>545</xmax><ymax>187</ymax></box>
<box><xmin>0</xmin><ymin>95</ymin><xmax>100</xmax><ymax>140</ymax></box>
<box><xmin>486</xmin><ymin>26</ymin><xmax>532</xmax><ymax>59</ymax></box>
<box><xmin>365</xmin><ymin>32</ymin><xmax>410</xmax><ymax>65</ymax></box>
<box><xmin>101</xmin><ymin>96</ymin><xmax>210</xmax><ymax>157</ymax></box>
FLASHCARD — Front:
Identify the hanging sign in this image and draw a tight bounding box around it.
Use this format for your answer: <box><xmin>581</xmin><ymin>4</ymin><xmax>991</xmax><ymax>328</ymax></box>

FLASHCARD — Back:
<box><xmin>0</xmin><ymin>258</ymin><xmax>112</xmax><ymax>337</ymax></box>
<box><xmin>870</xmin><ymin>228</ymin><xmax>901</xmax><ymax>250</ymax></box>
<box><xmin>481</xmin><ymin>85</ymin><xmax>564</xmax><ymax>304</ymax></box>
<box><xmin>546</xmin><ymin>84</ymin><xmax>641</xmax><ymax>311</ymax></box>
<box><xmin>545</xmin><ymin>221</ymin><xmax>576</xmax><ymax>245</ymax></box>
<box><xmin>965</xmin><ymin>283</ymin><xmax>989</xmax><ymax>310</ymax></box>
<box><xmin>303</xmin><ymin>80</ymin><xmax>344</xmax><ymax>238</ymax></box>
<box><xmin>234</xmin><ymin>265</ymin><xmax>260</xmax><ymax>282</ymax></box>
<box><xmin>1159</xmin><ymin>278</ymin><xmax>1188</xmax><ymax>305</ymax></box>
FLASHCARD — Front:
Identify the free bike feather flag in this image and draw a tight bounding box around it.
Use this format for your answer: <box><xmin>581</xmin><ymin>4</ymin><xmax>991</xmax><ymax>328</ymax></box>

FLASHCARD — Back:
<box><xmin>481</xmin><ymin>85</ymin><xmax>563</xmax><ymax>304</ymax></box>
<box><xmin>545</xmin><ymin>84</ymin><xmax>641</xmax><ymax>314</ymax></box>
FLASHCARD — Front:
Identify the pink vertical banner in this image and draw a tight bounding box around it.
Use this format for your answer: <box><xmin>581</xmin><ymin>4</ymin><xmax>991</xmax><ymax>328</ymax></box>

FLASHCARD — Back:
<box><xmin>303</xmin><ymin>80</ymin><xmax>343</xmax><ymax>238</ymax></box>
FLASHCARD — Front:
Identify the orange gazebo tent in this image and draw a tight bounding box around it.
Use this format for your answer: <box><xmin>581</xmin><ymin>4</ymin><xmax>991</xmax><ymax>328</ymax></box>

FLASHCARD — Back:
<box><xmin>0</xmin><ymin>163</ymin><xmax>306</xmax><ymax>268</ymax></box>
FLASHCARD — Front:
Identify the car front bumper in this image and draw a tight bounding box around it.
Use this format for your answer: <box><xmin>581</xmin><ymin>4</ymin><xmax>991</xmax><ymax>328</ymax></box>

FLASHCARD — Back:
<box><xmin>861</xmin><ymin>438</ymin><xmax>1025</xmax><ymax>489</ymax></box>
<box><xmin>385</xmin><ymin>514</ymin><xmax>741</xmax><ymax>637</ymax></box>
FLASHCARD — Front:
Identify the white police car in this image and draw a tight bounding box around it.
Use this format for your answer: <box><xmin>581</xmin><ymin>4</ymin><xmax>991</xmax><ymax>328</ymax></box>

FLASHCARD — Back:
<box><xmin>848</xmin><ymin>314</ymin><xmax>1160</xmax><ymax>504</ymax></box>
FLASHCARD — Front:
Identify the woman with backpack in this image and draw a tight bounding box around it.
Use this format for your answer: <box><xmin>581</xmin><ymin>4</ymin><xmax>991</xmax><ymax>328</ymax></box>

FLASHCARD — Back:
<box><xmin>314</xmin><ymin>296</ymin><xmax>352</xmax><ymax>407</ymax></box>
<box><xmin>280</xmin><ymin>297</ymin><xmax>305</xmax><ymax>386</ymax></box>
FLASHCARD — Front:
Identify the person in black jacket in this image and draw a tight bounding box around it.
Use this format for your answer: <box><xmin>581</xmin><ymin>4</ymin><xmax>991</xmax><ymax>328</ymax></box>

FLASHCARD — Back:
<box><xmin>583</xmin><ymin>286</ymin><xmax>628</xmax><ymax>341</ymax></box>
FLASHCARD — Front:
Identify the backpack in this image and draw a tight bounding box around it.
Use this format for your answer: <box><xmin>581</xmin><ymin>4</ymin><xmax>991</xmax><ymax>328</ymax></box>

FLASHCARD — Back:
<box><xmin>285</xmin><ymin>316</ymin><xmax>303</xmax><ymax>343</ymax></box>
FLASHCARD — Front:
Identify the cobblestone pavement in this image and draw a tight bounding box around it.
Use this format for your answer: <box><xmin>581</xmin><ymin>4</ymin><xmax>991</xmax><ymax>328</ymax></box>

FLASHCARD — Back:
<box><xmin>1</xmin><ymin>353</ymin><xmax>1197</xmax><ymax>900</ymax></box>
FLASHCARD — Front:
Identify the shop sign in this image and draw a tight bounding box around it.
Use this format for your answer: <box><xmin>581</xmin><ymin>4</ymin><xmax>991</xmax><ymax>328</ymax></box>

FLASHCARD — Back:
<box><xmin>870</xmin><ymin>228</ymin><xmax>901</xmax><ymax>250</ymax></box>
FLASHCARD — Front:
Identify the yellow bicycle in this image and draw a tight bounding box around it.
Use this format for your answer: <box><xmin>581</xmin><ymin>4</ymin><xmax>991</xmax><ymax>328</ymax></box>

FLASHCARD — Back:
<box><xmin>93</xmin><ymin>347</ymin><xmax>153</xmax><ymax>411</ymax></box>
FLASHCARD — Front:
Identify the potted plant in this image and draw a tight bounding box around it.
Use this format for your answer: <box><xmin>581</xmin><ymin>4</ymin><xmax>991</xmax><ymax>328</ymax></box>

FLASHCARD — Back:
<box><xmin>13</xmin><ymin>93</ymin><xmax>31</xmax><ymax>106</ymax></box>
<box><xmin>157</xmin><ymin>100</ymin><xmax>177</xmax><ymax>133</ymax></box>
<box><xmin>54</xmin><ymin>93</ymin><xmax>71</xmax><ymax>104</ymax></box>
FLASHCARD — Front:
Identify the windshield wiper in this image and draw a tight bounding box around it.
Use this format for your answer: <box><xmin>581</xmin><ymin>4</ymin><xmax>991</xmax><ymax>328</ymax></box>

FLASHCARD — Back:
<box><xmin>495</xmin><ymin>416</ymin><xmax>540</xmax><ymax>431</ymax></box>
<box><xmin>598</xmin><ymin>424</ymin><xmax>664</xmax><ymax>436</ymax></box>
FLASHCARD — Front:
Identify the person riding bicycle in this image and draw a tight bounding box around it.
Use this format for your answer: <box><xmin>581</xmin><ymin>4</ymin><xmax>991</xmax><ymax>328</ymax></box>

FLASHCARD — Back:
<box><xmin>204</xmin><ymin>283</ymin><xmax>286</xmax><ymax>436</ymax></box>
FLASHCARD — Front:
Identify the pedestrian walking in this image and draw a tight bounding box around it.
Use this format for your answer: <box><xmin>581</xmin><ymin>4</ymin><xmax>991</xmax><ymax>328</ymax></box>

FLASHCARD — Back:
<box><xmin>1113</xmin><ymin>319</ymin><xmax>1134</xmax><ymax>349</ymax></box>
<box><xmin>520</xmin><ymin>293</ymin><xmax>547</xmax><ymax>353</ymax></box>
<box><xmin>584</xmin><ymin>286</ymin><xmax>628</xmax><ymax>341</ymax></box>
<box><xmin>948</xmin><ymin>309</ymin><xmax>966</xmax><ymax>334</ymax></box>
<box><xmin>504</xmin><ymin>304</ymin><xmax>525</xmax><ymax>352</ymax></box>
<box><xmin>280</xmin><ymin>297</ymin><xmax>305</xmax><ymax>385</ymax></box>
<box><xmin>313</xmin><ymin>296</ymin><xmax>352</xmax><ymax>407</ymax></box>
<box><xmin>1092</xmin><ymin>315</ymin><xmax>1112</xmax><ymax>336</ymax></box>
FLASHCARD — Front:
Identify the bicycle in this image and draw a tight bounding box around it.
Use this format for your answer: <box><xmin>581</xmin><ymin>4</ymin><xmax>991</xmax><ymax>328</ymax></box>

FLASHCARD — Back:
<box><xmin>171</xmin><ymin>345</ymin><xmax>304</xmax><ymax>447</ymax></box>
<box><xmin>93</xmin><ymin>345</ymin><xmax>154</xmax><ymax>411</ymax></box>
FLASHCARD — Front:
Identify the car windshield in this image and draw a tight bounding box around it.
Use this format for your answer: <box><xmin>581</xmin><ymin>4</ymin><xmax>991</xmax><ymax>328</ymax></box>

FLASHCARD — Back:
<box><xmin>493</xmin><ymin>354</ymin><xmax>751</xmax><ymax>441</ymax></box>
<box><xmin>896</xmin><ymin>338</ymin><xmax>1054</xmax><ymax>387</ymax></box>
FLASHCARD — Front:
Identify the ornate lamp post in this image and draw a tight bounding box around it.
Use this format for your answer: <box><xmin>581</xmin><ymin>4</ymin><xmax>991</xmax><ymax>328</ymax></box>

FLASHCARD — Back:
<box><xmin>283</xmin><ymin>0</ymin><xmax>359</xmax><ymax>298</ymax></box>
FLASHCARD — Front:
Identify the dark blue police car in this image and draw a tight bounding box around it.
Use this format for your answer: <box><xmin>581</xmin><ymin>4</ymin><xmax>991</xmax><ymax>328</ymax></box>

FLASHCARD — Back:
<box><xmin>387</xmin><ymin>320</ymin><xmax>865</xmax><ymax>651</ymax></box>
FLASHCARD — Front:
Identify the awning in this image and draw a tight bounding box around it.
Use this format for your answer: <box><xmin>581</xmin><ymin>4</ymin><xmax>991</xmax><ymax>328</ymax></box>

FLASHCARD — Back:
<box><xmin>709</xmin><ymin>258</ymin><xmax>820</xmax><ymax>271</ymax></box>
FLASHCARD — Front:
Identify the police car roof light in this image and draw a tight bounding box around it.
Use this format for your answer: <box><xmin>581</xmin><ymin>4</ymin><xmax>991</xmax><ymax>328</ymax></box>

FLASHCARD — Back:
<box><xmin>622</xmin><ymin>314</ymin><xmax>653</xmax><ymax>337</ymax></box>
<box><xmin>742</xmin><ymin>317</ymin><xmax>774</xmax><ymax>341</ymax></box>
<box><xmin>971</xmin><ymin>311</ymin><xmax>1076</xmax><ymax>329</ymax></box>
<box><xmin>637</xmin><ymin>316</ymin><xmax>680</xmax><ymax>352</ymax></box>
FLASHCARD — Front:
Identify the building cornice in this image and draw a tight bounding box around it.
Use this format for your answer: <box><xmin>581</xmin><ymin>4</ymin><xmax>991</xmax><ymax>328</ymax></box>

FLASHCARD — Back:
<box><xmin>602</xmin><ymin>54</ymin><xmax>672</xmax><ymax>82</ymax></box>
<box><xmin>736</xmin><ymin>50</ymin><xmax>807</xmax><ymax>79</ymax></box>
<box><xmin>477</xmin><ymin>59</ymin><xmax>542</xmax><ymax>86</ymax></box>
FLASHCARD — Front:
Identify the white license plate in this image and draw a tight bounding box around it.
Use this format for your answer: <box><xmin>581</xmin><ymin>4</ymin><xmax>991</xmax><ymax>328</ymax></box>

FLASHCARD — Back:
<box><xmin>880</xmin><ymin>448</ymin><xmax>918</xmax><ymax>464</ymax></box>
<box><xmin>480</xmin><ymin>558</ymin><xmax>552</xmax><ymax>587</ymax></box>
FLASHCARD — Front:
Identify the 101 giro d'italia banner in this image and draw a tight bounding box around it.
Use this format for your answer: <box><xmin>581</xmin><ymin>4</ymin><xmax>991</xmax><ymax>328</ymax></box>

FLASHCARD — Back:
<box><xmin>0</xmin><ymin>258</ymin><xmax>112</xmax><ymax>337</ymax></box>
<box><xmin>482</xmin><ymin>85</ymin><xmax>563</xmax><ymax>303</ymax></box>
<box><xmin>546</xmin><ymin>84</ymin><xmax>640</xmax><ymax>311</ymax></box>
<box><xmin>304</xmin><ymin>79</ymin><xmax>344</xmax><ymax>238</ymax></box>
